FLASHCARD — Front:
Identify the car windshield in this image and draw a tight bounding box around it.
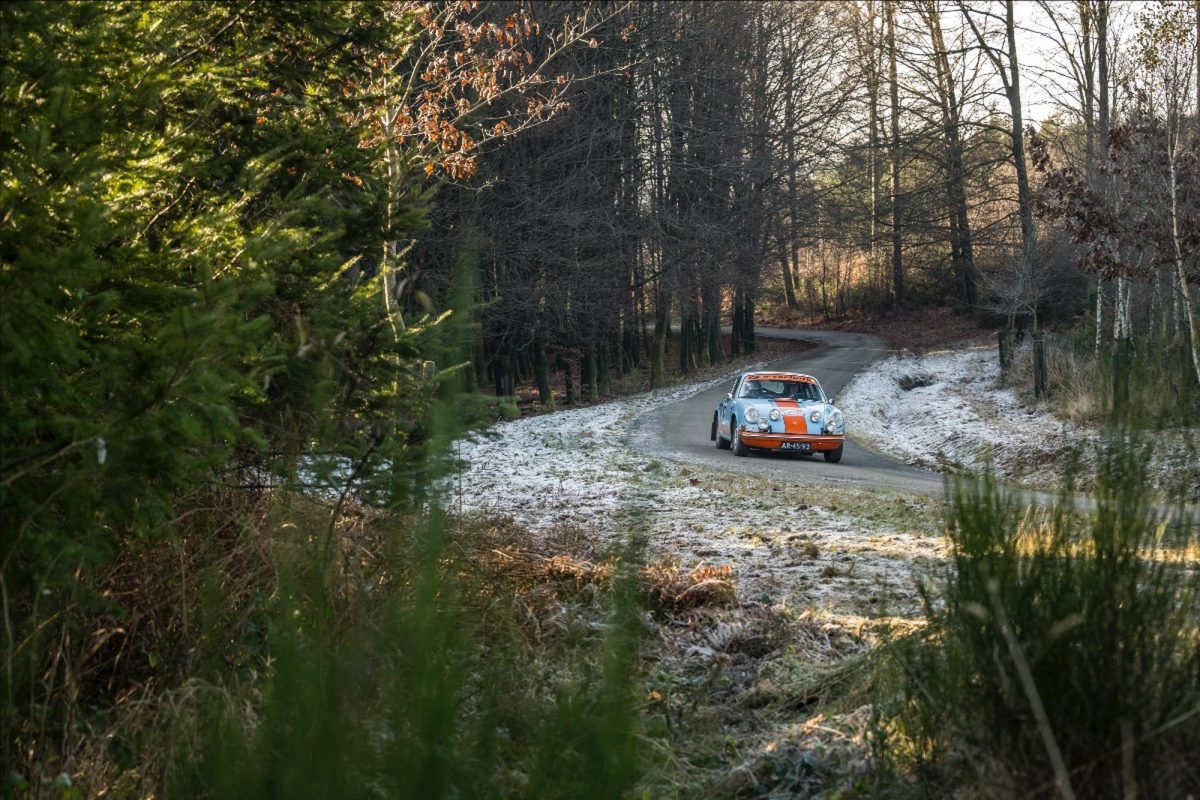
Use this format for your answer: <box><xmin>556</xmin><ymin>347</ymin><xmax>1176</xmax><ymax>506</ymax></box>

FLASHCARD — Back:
<box><xmin>738</xmin><ymin>378</ymin><xmax>822</xmax><ymax>402</ymax></box>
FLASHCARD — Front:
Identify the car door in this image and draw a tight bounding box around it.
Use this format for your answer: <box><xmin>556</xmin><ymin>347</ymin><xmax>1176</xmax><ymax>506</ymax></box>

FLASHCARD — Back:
<box><xmin>718</xmin><ymin>377</ymin><xmax>741</xmax><ymax>436</ymax></box>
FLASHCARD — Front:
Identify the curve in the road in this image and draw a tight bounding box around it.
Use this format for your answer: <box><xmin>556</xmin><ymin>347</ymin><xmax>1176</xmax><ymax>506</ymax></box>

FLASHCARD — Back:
<box><xmin>632</xmin><ymin>326</ymin><xmax>1198</xmax><ymax>523</ymax></box>
<box><xmin>632</xmin><ymin>327</ymin><xmax>949</xmax><ymax>496</ymax></box>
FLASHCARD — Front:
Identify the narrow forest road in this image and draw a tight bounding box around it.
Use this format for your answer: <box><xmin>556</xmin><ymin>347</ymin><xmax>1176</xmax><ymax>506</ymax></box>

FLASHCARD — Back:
<box><xmin>633</xmin><ymin>328</ymin><xmax>948</xmax><ymax>496</ymax></box>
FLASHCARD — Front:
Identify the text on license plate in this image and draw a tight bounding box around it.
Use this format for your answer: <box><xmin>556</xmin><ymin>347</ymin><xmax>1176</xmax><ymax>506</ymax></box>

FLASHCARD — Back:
<box><xmin>779</xmin><ymin>442</ymin><xmax>812</xmax><ymax>452</ymax></box>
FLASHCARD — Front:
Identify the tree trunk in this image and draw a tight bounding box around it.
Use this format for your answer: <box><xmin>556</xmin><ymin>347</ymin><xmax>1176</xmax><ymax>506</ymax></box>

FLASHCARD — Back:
<box><xmin>886</xmin><ymin>0</ymin><xmax>904</xmax><ymax>308</ymax></box>
<box><xmin>868</xmin><ymin>0</ymin><xmax>882</xmax><ymax>286</ymax></box>
<box><xmin>597</xmin><ymin>340</ymin><xmax>610</xmax><ymax>396</ymax></box>
<box><xmin>502</xmin><ymin>354</ymin><xmax>515</xmax><ymax>399</ymax></box>
<box><xmin>819</xmin><ymin>240</ymin><xmax>830</xmax><ymax>318</ymax></box>
<box><xmin>1169</xmin><ymin>138</ymin><xmax>1200</xmax><ymax>385</ymax></box>
<box><xmin>534</xmin><ymin>339</ymin><xmax>553</xmax><ymax>407</ymax></box>
<box><xmin>779</xmin><ymin>248</ymin><xmax>798</xmax><ymax>310</ymax></box>
<box><xmin>701</xmin><ymin>283</ymin><xmax>721</xmax><ymax>367</ymax></box>
<box><xmin>679</xmin><ymin>302</ymin><xmax>693</xmax><ymax>375</ymax></box>
<box><xmin>1081</xmin><ymin>0</ymin><xmax>1096</xmax><ymax>182</ymax></box>
<box><xmin>491</xmin><ymin>347</ymin><xmax>504</xmax><ymax>397</ymax></box>
<box><xmin>652</xmin><ymin>290</ymin><xmax>667</xmax><ymax>387</ymax></box>
<box><xmin>1098</xmin><ymin>1</ymin><xmax>1109</xmax><ymax>159</ymax></box>
<box><xmin>926</xmin><ymin>3</ymin><xmax>977</xmax><ymax>306</ymax></box>
<box><xmin>743</xmin><ymin>291</ymin><xmax>756</xmax><ymax>353</ymax></box>
<box><xmin>1004</xmin><ymin>0</ymin><xmax>1037</xmax><ymax>332</ymax></box>
<box><xmin>581</xmin><ymin>345</ymin><xmax>597</xmax><ymax>401</ymax></box>
<box><xmin>999</xmin><ymin>328</ymin><xmax>1014</xmax><ymax>369</ymax></box>
<box><xmin>1113</xmin><ymin>336</ymin><xmax>1132</xmax><ymax>414</ymax></box>
<box><xmin>731</xmin><ymin>288</ymin><xmax>744</xmax><ymax>356</ymax></box>
<box><xmin>784</xmin><ymin>28</ymin><xmax>803</xmax><ymax>313</ymax></box>
<box><xmin>1033</xmin><ymin>333</ymin><xmax>1047</xmax><ymax>399</ymax></box>
<box><xmin>622</xmin><ymin>312</ymin><xmax>639</xmax><ymax>373</ymax></box>
<box><xmin>559</xmin><ymin>354</ymin><xmax>575</xmax><ymax>405</ymax></box>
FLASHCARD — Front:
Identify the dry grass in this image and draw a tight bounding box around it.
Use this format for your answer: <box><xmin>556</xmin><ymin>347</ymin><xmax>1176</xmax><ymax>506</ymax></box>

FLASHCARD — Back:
<box><xmin>643</xmin><ymin>559</ymin><xmax>737</xmax><ymax>612</ymax></box>
<box><xmin>1004</xmin><ymin>336</ymin><xmax>1107</xmax><ymax>424</ymax></box>
<box><xmin>469</xmin><ymin>524</ymin><xmax>738</xmax><ymax>613</ymax></box>
<box><xmin>5</xmin><ymin>486</ymin><xmax>282</xmax><ymax>796</ymax></box>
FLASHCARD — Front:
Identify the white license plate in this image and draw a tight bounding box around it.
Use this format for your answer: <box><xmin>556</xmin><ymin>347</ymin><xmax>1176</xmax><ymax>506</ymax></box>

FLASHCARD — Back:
<box><xmin>779</xmin><ymin>442</ymin><xmax>812</xmax><ymax>453</ymax></box>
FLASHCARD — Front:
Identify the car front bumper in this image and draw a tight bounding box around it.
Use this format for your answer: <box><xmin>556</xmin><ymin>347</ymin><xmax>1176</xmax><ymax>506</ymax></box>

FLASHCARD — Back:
<box><xmin>737</xmin><ymin>431</ymin><xmax>844</xmax><ymax>451</ymax></box>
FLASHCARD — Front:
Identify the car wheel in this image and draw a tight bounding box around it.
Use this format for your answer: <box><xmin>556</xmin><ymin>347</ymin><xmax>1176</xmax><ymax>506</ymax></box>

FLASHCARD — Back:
<box><xmin>824</xmin><ymin>443</ymin><xmax>843</xmax><ymax>463</ymax></box>
<box><xmin>732</xmin><ymin>424</ymin><xmax>749</xmax><ymax>457</ymax></box>
<box><xmin>714</xmin><ymin>415</ymin><xmax>730</xmax><ymax>449</ymax></box>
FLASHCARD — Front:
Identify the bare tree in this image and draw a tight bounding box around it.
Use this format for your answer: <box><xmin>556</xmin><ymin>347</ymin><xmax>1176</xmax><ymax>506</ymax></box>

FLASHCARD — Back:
<box><xmin>886</xmin><ymin>0</ymin><xmax>905</xmax><ymax>308</ymax></box>
<box><xmin>960</xmin><ymin>0</ymin><xmax>1046</xmax><ymax>393</ymax></box>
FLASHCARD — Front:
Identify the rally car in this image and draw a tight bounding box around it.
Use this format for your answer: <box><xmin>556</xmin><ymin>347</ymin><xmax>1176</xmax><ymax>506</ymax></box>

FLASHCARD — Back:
<box><xmin>710</xmin><ymin>371</ymin><xmax>845</xmax><ymax>462</ymax></box>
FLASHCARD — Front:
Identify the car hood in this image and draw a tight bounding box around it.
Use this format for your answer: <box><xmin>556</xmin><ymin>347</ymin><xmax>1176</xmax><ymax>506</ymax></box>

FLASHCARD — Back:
<box><xmin>740</xmin><ymin>398</ymin><xmax>833</xmax><ymax>411</ymax></box>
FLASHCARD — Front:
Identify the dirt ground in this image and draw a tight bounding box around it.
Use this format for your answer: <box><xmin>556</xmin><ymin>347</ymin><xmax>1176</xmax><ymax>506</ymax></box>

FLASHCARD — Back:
<box><xmin>760</xmin><ymin>306</ymin><xmax>992</xmax><ymax>354</ymax></box>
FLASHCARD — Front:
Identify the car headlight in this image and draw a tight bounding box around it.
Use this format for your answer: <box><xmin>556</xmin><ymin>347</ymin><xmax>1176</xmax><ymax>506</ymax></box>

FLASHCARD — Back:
<box><xmin>769</xmin><ymin>408</ymin><xmax>780</xmax><ymax>421</ymax></box>
<box><xmin>829</xmin><ymin>411</ymin><xmax>844</xmax><ymax>427</ymax></box>
<box><xmin>809</xmin><ymin>409</ymin><xmax>822</xmax><ymax>423</ymax></box>
<box><xmin>744</xmin><ymin>406</ymin><xmax>761</xmax><ymax>423</ymax></box>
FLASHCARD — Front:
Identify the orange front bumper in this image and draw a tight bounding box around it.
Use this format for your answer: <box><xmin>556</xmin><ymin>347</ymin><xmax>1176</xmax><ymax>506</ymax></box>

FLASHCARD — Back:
<box><xmin>738</xmin><ymin>432</ymin><xmax>844</xmax><ymax>452</ymax></box>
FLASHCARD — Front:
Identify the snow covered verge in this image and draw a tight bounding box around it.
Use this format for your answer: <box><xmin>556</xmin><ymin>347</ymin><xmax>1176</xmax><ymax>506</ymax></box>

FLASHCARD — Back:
<box><xmin>452</xmin><ymin>368</ymin><xmax>947</xmax><ymax>619</ymax></box>
<box><xmin>837</xmin><ymin>344</ymin><xmax>1199</xmax><ymax>499</ymax></box>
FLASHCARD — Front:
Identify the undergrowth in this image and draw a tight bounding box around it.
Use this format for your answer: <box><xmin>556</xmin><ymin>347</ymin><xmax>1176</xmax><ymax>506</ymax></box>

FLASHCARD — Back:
<box><xmin>3</xmin><ymin>485</ymin><xmax>751</xmax><ymax>799</ymax></box>
<box><xmin>1006</xmin><ymin>332</ymin><xmax>1199</xmax><ymax>427</ymax></box>
<box><xmin>872</xmin><ymin>442</ymin><xmax>1200</xmax><ymax>798</ymax></box>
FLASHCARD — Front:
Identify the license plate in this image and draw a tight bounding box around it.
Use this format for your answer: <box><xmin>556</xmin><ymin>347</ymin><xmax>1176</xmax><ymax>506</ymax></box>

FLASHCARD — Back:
<box><xmin>779</xmin><ymin>442</ymin><xmax>812</xmax><ymax>453</ymax></box>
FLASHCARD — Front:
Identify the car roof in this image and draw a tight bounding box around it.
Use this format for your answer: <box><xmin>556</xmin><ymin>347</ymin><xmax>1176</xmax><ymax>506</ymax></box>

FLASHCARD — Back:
<box><xmin>739</xmin><ymin>371</ymin><xmax>820</xmax><ymax>384</ymax></box>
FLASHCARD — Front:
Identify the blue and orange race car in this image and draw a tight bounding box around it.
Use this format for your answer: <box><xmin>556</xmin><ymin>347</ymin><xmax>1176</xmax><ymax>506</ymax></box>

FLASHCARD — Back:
<box><xmin>711</xmin><ymin>371</ymin><xmax>846</xmax><ymax>462</ymax></box>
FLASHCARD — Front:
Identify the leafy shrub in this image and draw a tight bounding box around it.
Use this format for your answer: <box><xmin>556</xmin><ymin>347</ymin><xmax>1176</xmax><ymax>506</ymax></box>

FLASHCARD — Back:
<box><xmin>874</xmin><ymin>442</ymin><xmax>1200</xmax><ymax>797</ymax></box>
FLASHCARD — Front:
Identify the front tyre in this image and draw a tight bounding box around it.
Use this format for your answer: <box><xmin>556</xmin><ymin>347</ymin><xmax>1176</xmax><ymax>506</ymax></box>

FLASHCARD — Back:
<box><xmin>714</xmin><ymin>415</ymin><xmax>731</xmax><ymax>449</ymax></box>
<box><xmin>732</xmin><ymin>424</ymin><xmax>749</xmax><ymax>457</ymax></box>
<box><xmin>824</xmin><ymin>442</ymin><xmax>844</xmax><ymax>463</ymax></box>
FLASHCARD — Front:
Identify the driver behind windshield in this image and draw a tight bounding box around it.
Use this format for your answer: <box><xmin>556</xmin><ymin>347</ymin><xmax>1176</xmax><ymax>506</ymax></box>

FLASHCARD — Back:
<box><xmin>741</xmin><ymin>380</ymin><xmax>768</xmax><ymax>398</ymax></box>
<box><xmin>788</xmin><ymin>382</ymin><xmax>819</xmax><ymax>401</ymax></box>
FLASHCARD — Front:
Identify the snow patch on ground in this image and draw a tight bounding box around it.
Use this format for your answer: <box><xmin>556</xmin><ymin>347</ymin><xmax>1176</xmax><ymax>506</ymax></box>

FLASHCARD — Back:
<box><xmin>838</xmin><ymin>345</ymin><xmax>1199</xmax><ymax>497</ymax></box>
<box><xmin>454</xmin><ymin>368</ymin><xmax>946</xmax><ymax>618</ymax></box>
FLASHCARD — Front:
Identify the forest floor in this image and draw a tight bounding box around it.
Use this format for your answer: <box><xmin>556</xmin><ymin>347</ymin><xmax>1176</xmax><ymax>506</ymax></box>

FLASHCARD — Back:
<box><xmin>839</xmin><ymin>343</ymin><xmax>1200</xmax><ymax>499</ymax></box>
<box><xmin>759</xmin><ymin>305</ymin><xmax>989</xmax><ymax>353</ymax></box>
<box><xmin>454</xmin><ymin>365</ymin><xmax>948</xmax><ymax>795</ymax></box>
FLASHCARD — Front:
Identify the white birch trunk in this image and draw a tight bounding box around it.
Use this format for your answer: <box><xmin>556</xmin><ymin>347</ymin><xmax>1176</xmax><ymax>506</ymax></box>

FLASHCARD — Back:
<box><xmin>1169</xmin><ymin>147</ymin><xmax>1200</xmax><ymax>385</ymax></box>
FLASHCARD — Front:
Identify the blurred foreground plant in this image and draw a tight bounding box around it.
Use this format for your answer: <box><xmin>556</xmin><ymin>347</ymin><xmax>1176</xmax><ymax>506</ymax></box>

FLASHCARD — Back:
<box><xmin>873</xmin><ymin>440</ymin><xmax>1199</xmax><ymax>798</ymax></box>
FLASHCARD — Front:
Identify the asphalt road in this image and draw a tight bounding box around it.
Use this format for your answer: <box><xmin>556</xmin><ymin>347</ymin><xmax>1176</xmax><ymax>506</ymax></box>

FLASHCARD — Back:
<box><xmin>632</xmin><ymin>326</ymin><xmax>1199</xmax><ymax>522</ymax></box>
<box><xmin>632</xmin><ymin>327</ymin><xmax>952</xmax><ymax>497</ymax></box>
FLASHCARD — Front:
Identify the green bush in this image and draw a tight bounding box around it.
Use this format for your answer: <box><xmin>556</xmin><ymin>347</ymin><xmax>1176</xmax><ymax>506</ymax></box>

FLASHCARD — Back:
<box><xmin>0</xmin><ymin>2</ymin><xmax>439</xmax><ymax>788</ymax></box>
<box><xmin>874</xmin><ymin>442</ymin><xmax>1200</xmax><ymax>797</ymax></box>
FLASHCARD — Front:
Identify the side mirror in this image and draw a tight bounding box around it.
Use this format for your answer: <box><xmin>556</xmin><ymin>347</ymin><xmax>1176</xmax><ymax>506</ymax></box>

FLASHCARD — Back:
<box><xmin>725</xmin><ymin>392</ymin><xmax>733</xmax><ymax>401</ymax></box>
